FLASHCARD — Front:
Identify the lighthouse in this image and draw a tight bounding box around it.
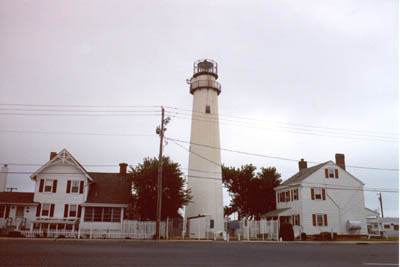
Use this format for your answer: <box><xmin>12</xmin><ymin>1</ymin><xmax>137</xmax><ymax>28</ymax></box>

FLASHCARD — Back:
<box><xmin>185</xmin><ymin>59</ymin><xmax>224</xmax><ymax>235</ymax></box>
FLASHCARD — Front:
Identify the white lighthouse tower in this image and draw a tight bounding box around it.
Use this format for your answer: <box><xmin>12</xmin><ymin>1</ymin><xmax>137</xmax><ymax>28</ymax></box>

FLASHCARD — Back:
<box><xmin>185</xmin><ymin>59</ymin><xmax>224</xmax><ymax>235</ymax></box>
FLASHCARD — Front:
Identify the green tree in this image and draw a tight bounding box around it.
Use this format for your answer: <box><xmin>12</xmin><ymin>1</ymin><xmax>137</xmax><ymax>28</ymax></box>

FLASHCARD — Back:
<box><xmin>129</xmin><ymin>156</ymin><xmax>191</xmax><ymax>220</ymax></box>
<box><xmin>222</xmin><ymin>165</ymin><xmax>281</xmax><ymax>220</ymax></box>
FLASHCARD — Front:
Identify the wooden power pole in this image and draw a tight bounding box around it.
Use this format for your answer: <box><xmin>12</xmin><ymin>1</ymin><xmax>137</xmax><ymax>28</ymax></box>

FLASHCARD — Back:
<box><xmin>379</xmin><ymin>192</ymin><xmax>384</xmax><ymax>218</ymax></box>
<box><xmin>155</xmin><ymin>107</ymin><xmax>169</xmax><ymax>240</ymax></box>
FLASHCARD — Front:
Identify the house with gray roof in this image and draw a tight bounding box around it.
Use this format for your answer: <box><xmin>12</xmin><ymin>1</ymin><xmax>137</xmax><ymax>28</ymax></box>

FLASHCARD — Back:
<box><xmin>263</xmin><ymin>153</ymin><xmax>369</xmax><ymax>237</ymax></box>
<box><xmin>0</xmin><ymin>149</ymin><xmax>132</xmax><ymax>236</ymax></box>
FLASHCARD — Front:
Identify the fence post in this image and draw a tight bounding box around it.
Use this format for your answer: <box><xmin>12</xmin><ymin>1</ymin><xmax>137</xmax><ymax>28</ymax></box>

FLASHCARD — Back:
<box><xmin>182</xmin><ymin>218</ymin><xmax>185</xmax><ymax>240</ymax></box>
<box><xmin>198</xmin><ymin>220</ymin><xmax>200</xmax><ymax>240</ymax></box>
<box><xmin>166</xmin><ymin>217</ymin><xmax>169</xmax><ymax>240</ymax></box>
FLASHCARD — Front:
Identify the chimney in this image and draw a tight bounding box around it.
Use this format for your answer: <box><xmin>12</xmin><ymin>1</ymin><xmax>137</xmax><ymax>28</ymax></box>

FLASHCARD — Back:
<box><xmin>0</xmin><ymin>164</ymin><xmax>8</xmax><ymax>192</ymax></box>
<box><xmin>335</xmin><ymin>153</ymin><xmax>345</xmax><ymax>170</ymax></box>
<box><xmin>119</xmin><ymin>163</ymin><xmax>128</xmax><ymax>176</ymax></box>
<box><xmin>50</xmin><ymin>152</ymin><xmax>57</xmax><ymax>160</ymax></box>
<box><xmin>298</xmin><ymin>158</ymin><xmax>307</xmax><ymax>171</ymax></box>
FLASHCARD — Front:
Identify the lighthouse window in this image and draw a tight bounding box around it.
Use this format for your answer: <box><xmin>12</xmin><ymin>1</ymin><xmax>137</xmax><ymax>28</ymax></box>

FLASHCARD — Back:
<box><xmin>205</xmin><ymin>105</ymin><xmax>211</xmax><ymax>114</ymax></box>
<box><xmin>210</xmin><ymin>219</ymin><xmax>214</xmax><ymax>229</ymax></box>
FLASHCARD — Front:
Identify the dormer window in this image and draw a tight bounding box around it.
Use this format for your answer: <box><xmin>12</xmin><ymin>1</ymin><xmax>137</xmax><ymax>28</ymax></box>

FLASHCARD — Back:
<box><xmin>44</xmin><ymin>180</ymin><xmax>53</xmax><ymax>192</ymax></box>
<box><xmin>325</xmin><ymin>168</ymin><xmax>339</xmax><ymax>178</ymax></box>
<box><xmin>71</xmin><ymin>181</ymin><xmax>79</xmax><ymax>193</ymax></box>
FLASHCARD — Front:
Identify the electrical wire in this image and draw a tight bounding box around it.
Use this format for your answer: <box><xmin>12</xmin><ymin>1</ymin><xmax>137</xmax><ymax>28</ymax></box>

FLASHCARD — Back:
<box><xmin>167</xmin><ymin>137</ymin><xmax>399</xmax><ymax>172</ymax></box>
<box><xmin>164</xmin><ymin>106</ymin><xmax>399</xmax><ymax>137</ymax></box>
<box><xmin>166</xmin><ymin>112</ymin><xmax>398</xmax><ymax>143</ymax></box>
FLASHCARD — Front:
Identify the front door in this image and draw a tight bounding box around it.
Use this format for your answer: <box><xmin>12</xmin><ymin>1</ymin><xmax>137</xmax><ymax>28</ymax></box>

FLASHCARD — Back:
<box><xmin>16</xmin><ymin>206</ymin><xmax>24</xmax><ymax>218</ymax></box>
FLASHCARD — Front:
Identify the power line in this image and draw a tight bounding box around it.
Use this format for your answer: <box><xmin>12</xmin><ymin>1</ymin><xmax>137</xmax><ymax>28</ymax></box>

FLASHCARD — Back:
<box><xmin>164</xmin><ymin>106</ymin><xmax>399</xmax><ymax>137</ymax></box>
<box><xmin>0</xmin><ymin>103</ymin><xmax>160</xmax><ymax>108</ymax></box>
<box><xmin>166</xmin><ymin>112</ymin><xmax>398</xmax><ymax>143</ymax></box>
<box><xmin>167</xmin><ymin>137</ymin><xmax>399</xmax><ymax>172</ymax></box>
<box><xmin>0</xmin><ymin>113</ymin><xmax>161</xmax><ymax>117</ymax></box>
<box><xmin>0</xmin><ymin>130</ymin><xmax>156</xmax><ymax>137</ymax></box>
<box><xmin>0</xmin><ymin>108</ymin><xmax>160</xmax><ymax>113</ymax></box>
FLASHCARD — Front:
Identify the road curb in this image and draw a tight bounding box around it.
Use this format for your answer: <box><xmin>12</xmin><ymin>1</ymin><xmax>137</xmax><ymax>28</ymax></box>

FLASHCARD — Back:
<box><xmin>0</xmin><ymin>237</ymin><xmax>398</xmax><ymax>244</ymax></box>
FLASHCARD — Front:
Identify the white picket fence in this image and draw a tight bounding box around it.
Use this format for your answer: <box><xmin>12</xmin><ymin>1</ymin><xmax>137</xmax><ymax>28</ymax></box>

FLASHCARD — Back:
<box><xmin>15</xmin><ymin>219</ymin><xmax>291</xmax><ymax>240</ymax></box>
<box><xmin>234</xmin><ymin>220</ymin><xmax>279</xmax><ymax>240</ymax></box>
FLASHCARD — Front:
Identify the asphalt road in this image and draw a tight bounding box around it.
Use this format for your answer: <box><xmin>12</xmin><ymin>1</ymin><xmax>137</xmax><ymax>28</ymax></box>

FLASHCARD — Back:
<box><xmin>0</xmin><ymin>239</ymin><xmax>398</xmax><ymax>267</ymax></box>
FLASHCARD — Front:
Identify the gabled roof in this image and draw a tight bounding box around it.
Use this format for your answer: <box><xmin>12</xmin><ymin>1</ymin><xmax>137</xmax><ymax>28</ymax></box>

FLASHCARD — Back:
<box><xmin>365</xmin><ymin>207</ymin><xmax>380</xmax><ymax>217</ymax></box>
<box><xmin>262</xmin><ymin>208</ymin><xmax>291</xmax><ymax>218</ymax></box>
<box><xmin>276</xmin><ymin>160</ymin><xmax>365</xmax><ymax>189</ymax></box>
<box><xmin>30</xmin><ymin>148</ymin><xmax>92</xmax><ymax>181</ymax></box>
<box><xmin>86</xmin><ymin>172</ymin><xmax>132</xmax><ymax>205</ymax></box>
<box><xmin>278</xmin><ymin>161</ymin><xmax>329</xmax><ymax>187</ymax></box>
<box><xmin>0</xmin><ymin>192</ymin><xmax>36</xmax><ymax>204</ymax></box>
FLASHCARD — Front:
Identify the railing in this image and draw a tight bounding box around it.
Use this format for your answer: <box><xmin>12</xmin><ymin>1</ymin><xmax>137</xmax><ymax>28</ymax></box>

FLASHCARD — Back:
<box><xmin>190</xmin><ymin>80</ymin><xmax>221</xmax><ymax>94</ymax></box>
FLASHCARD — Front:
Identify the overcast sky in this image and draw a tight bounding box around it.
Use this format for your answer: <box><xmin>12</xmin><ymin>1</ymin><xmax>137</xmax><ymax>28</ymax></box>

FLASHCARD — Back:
<box><xmin>0</xmin><ymin>0</ymin><xmax>398</xmax><ymax>217</ymax></box>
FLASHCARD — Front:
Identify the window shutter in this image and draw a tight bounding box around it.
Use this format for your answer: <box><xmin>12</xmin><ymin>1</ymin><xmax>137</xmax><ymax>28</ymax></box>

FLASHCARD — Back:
<box><xmin>312</xmin><ymin>214</ymin><xmax>316</xmax><ymax>226</ymax></box>
<box><xmin>36</xmin><ymin>203</ymin><xmax>41</xmax><ymax>217</ymax></box>
<box><xmin>39</xmin><ymin>179</ymin><xmax>44</xmax><ymax>192</ymax></box>
<box><xmin>322</xmin><ymin>188</ymin><xmax>326</xmax><ymax>200</ymax></box>
<box><xmin>290</xmin><ymin>190</ymin><xmax>293</xmax><ymax>201</ymax></box>
<box><xmin>5</xmin><ymin>206</ymin><xmax>10</xmax><ymax>218</ymax></box>
<box><xmin>64</xmin><ymin>204</ymin><xmax>68</xmax><ymax>218</ymax></box>
<box><xmin>53</xmin><ymin>180</ymin><xmax>57</xmax><ymax>193</ymax></box>
<box><xmin>277</xmin><ymin>194</ymin><xmax>280</xmax><ymax>203</ymax></box>
<box><xmin>324</xmin><ymin>214</ymin><xmax>328</xmax><ymax>226</ymax></box>
<box><xmin>324</xmin><ymin>168</ymin><xmax>329</xmax><ymax>178</ymax></box>
<box><xmin>78</xmin><ymin>205</ymin><xmax>82</xmax><ymax>218</ymax></box>
<box><xmin>311</xmin><ymin>188</ymin><xmax>315</xmax><ymax>200</ymax></box>
<box><xmin>79</xmin><ymin>181</ymin><xmax>84</xmax><ymax>194</ymax></box>
<box><xmin>50</xmin><ymin>204</ymin><xmax>55</xmax><ymax>217</ymax></box>
<box><xmin>66</xmin><ymin>180</ymin><xmax>71</xmax><ymax>193</ymax></box>
<box><xmin>335</xmin><ymin>169</ymin><xmax>339</xmax><ymax>179</ymax></box>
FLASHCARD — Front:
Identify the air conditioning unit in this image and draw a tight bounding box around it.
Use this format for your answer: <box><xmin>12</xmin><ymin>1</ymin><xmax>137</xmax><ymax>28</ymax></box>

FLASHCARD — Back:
<box><xmin>346</xmin><ymin>220</ymin><xmax>362</xmax><ymax>230</ymax></box>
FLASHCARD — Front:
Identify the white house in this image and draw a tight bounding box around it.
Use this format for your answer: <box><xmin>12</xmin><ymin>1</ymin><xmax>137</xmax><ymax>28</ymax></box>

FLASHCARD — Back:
<box><xmin>0</xmin><ymin>149</ymin><xmax>132</xmax><ymax>236</ymax></box>
<box><xmin>264</xmin><ymin>153</ymin><xmax>368</xmax><ymax>237</ymax></box>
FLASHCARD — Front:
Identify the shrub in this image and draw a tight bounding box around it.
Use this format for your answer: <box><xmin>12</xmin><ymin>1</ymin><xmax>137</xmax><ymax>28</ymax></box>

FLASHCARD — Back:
<box><xmin>279</xmin><ymin>223</ymin><xmax>294</xmax><ymax>241</ymax></box>
<box><xmin>301</xmin><ymin>232</ymin><xmax>307</xmax><ymax>240</ymax></box>
<box><xmin>320</xmin><ymin>232</ymin><xmax>332</xmax><ymax>241</ymax></box>
<box><xmin>7</xmin><ymin>231</ymin><xmax>24</xmax><ymax>238</ymax></box>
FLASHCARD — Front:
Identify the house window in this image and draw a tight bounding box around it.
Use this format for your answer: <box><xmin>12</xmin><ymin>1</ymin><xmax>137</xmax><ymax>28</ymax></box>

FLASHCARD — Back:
<box><xmin>103</xmin><ymin>207</ymin><xmax>112</xmax><ymax>222</ymax></box>
<box><xmin>112</xmin><ymin>208</ymin><xmax>121</xmax><ymax>222</ymax></box>
<box><xmin>314</xmin><ymin>188</ymin><xmax>322</xmax><ymax>200</ymax></box>
<box><xmin>94</xmin><ymin>207</ymin><xmax>103</xmax><ymax>222</ymax></box>
<box><xmin>279</xmin><ymin>192</ymin><xmax>285</xmax><ymax>202</ymax></box>
<box><xmin>44</xmin><ymin>180</ymin><xmax>53</xmax><ymax>192</ymax></box>
<box><xmin>316</xmin><ymin>214</ymin><xmax>324</xmax><ymax>226</ymax></box>
<box><xmin>205</xmin><ymin>105</ymin><xmax>211</xmax><ymax>114</ymax></box>
<box><xmin>328</xmin><ymin>168</ymin><xmax>335</xmax><ymax>178</ymax></box>
<box><xmin>84</xmin><ymin>207</ymin><xmax>122</xmax><ymax>222</ymax></box>
<box><xmin>384</xmin><ymin>224</ymin><xmax>390</xmax><ymax>229</ymax></box>
<box><xmin>293</xmin><ymin>189</ymin><xmax>298</xmax><ymax>200</ymax></box>
<box><xmin>285</xmin><ymin>191</ymin><xmax>290</xmax><ymax>202</ymax></box>
<box><xmin>394</xmin><ymin>225</ymin><xmax>399</xmax><ymax>231</ymax></box>
<box><xmin>42</xmin><ymin>204</ymin><xmax>50</xmax><ymax>216</ymax></box>
<box><xmin>69</xmin><ymin>205</ymin><xmax>77</xmax><ymax>217</ymax></box>
<box><xmin>0</xmin><ymin>205</ymin><xmax>4</xmax><ymax>218</ymax></box>
<box><xmin>71</xmin><ymin>181</ymin><xmax>79</xmax><ymax>193</ymax></box>
<box><xmin>293</xmin><ymin>215</ymin><xmax>300</xmax><ymax>226</ymax></box>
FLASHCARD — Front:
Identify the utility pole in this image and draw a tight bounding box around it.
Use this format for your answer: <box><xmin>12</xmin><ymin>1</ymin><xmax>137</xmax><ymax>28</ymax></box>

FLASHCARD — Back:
<box><xmin>155</xmin><ymin>106</ymin><xmax>170</xmax><ymax>240</ymax></box>
<box><xmin>379</xmin><ymin>192</ymin><xmax>384</xmax><ymax>218</ymax></box>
